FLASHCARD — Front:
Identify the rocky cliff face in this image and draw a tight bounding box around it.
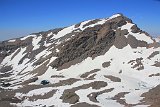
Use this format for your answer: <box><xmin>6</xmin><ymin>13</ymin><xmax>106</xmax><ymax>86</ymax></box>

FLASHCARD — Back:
<box><xmin>0</xmin><ymin>14</ymin><xmax>160</xmax><ymax>107</ymax></box>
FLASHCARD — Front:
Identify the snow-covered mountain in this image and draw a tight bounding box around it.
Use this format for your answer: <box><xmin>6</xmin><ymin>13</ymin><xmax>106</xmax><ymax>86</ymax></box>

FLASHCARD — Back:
<box><xmin>0</xmin><ymin>14</ymin><xmax>160</xmax><ymax>107</ymax></box>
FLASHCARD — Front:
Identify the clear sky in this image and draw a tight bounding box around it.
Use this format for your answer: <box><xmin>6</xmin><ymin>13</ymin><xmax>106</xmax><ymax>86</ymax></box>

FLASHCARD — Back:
<box><xmin>0</xmin><ymin>0</ymin><xmax>160</xmax><ymax>41</ymax></box>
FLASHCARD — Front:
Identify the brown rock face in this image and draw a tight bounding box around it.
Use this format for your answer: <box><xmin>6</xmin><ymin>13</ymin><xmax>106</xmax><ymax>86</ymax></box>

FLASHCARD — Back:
<box><xmin>128</xmin><ymin>34</ymin><xmax>139</xmax><ymax>48</ymax></box>
<box><xmin>153</xmin><ymin>61</ymin><xmax>160</xmax><ymax>67</ymax></box>
<box><xmin>50</xmin><ymin>26</ymin><xmax>116</xmax><ymax>69</ymax></box>
<box><xmin>148</xmin><ymin>51</ymin><xmax>160</xmax><ymax>59</ymax></box>
<box><xmin>131</xmin><ymin>25</ymin><xmax>141</xmax><ymax>33</ymax></box>
<box><xmin>87</xmin><ymin>88</ymin><xmax>114</xmax><ymax>103</ymax></box>
<box><xmin>80</xmin><ymin>69</ymin><xmax>100</xmax><ymax>78</ymax></box>
<box><xmin>141</xmin><ymin>85</ymin><xmax>160</xmax><ymax>107</ymax></box>
<box><xmin>104</xmin><ymin>75</ymin><xmax>121</xmax><ymax>82</ymax></box>
<box><xmin>50</xmin><ymin>15</ymin><xmax>135</xmax><ymax>69</ymax></box>
<box><xmin>60</xmin><ymin>91</ymin><xmax>79</xmax><ymax>104</ymax></box>
<box><xmin>114</xmin><ymin>29</ymin><xmax>128</xmax><ymax>49</ymax></box>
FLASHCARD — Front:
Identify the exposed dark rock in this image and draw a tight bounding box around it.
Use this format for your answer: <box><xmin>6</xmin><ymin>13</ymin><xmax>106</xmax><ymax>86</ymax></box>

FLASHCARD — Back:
<box><xmin>87</xmin><ymin>81</ymin><xmax>107</xmax><ymax>89</ymax></box>
<box><xmin>104</xmin><ymin>75</ymin><xmax>121</xmax><ymax>82</ymax></box>
<box><xmin>85</xmin><ymin>74</ymin><xmax>96</xmax><ymax>80</ymax></box>
<box><xmin>71</xmin><ymin>102</ymin><xmax>100</xmax><ymax>107</ymax></box>
<box><xmin>0</xmin><ymin>14</ymin><xmax>140</xmax><ymax>72</ymax></box>
<box><xmin>22</xmin><ymin>77</ymin><xmax>38</xmax><ymax>84</ymax></box>
<box><xmin>1</xmin><ymin>82</ymin><xmax>11</xmax><ymax>87</ymax></box>
<box><xmin>153</xmin><ymin>61</ymin><xmax>160</xmax><ymax>67</ymax></box>
<box><xmin>87</xmin><ymin>88</ymin><xmax>114</xmax><ymax>103</ymax></box>
<box><xmin>148</xmin><ymin>51</ymin><xmax>159</xmax><ymax>59</ymax></box>
<box><xmin>0</xmin><ymin>37</ymin><xmax>32</xmax><ymax>58</ymax></box>
<box><xmin>60</xmin><ymin>91</ymin><xmax>79</xmax><ymax>104</ymax></box>
<box><xmin>121</xmin><ymin>29</ymin><xmax>129</xmax><ymax>35</ymax></box>
<box><xmin>0</xmin><ymin>57</ymin><xmax>3</xmax><ymax>64</ymax></box>
<box><xmin>27</xmin><ymin>60</ymin><xmax>49</xmax><ymax>78</ymax></box>
<box><xmin>149</xmin><ymin>73</ymin><xmax>160</xmax><ymax>77</ymax></box>
<box><xmin>102</xmin><ymin>61</ymin><xmax>111</xmax><ymax>68</ymax></box>
<box><xmin>32</xmin><ymin>28</ymin><xmax>63</xmax><ymax>36</ymax></box>
<box><xmin>111</xmin><ymin>92</ymin><xmax>130</xmax><ymax>106</ymax></box>
<box><xmin>32</xmin><ymin>53</ymin><xmax>53</xmax><ymax>66</ymax></box>
<box><xmin>128</xmin><ymin>34</ymin><xmax>138</xmax><ymax>48</ymax></box>
<box><xmin>119</xmin><ymin>70</ymin><xmax>122</xmax><ymax>74</ymax></box>
<box><xmin>19</xmin><ymin>46</ymin><xmax>46</xmax><ymax>65</ymax></box>
<box><xmin>0</xmin><ymin>66</ymin><xmax>12</xmax><ymax>73</ymax></box>
<box><xmin>130</xmin><ymin>57</ymin><xmax>144</xmax><ymax>70</ymax></box>
<box><xmin>75</xmin><ymin>22</ymin><xmax>81</xmax><ymax>28</ymax></box>
<box><xmin>51</xmin><ymin>75</ymin><xmax>65</xmax><ymax>78</ymax></box>
<box><xmin>0</xmin><ymin>102</ymin><xmax>17</xmax><ymax>107</ymax></box>
<box><xmin>141</xmin><ymin>85</ymin><xmax>160</xmax><ymax>107</ymax></box>
<box><xmin>0</xmin><ymin>97</ymin><xmax>22</xmax><ymax>103</ymax></box>
<box><xmin>11</xmin><ymin>49</ymin><xmax>21</xmax><ymax>60</ymax></box>
<box><xmin>63</xmin><ymin>81</ymin><xmax>108</xmax><ymax>94</ymax></box>
<box><xmin>131</xmin><ymin>25</ymin><xmax>141</xmax><ymax>33</ymax></box>
<box><xmin>49</xmin><ymin>16</ymin><xmax>136</xmax><ymax>70</ymax></box>
<box><xmin>80</xmin><ymin>69</ymin><xmax>100</xmax><ymax>78</ymax></box>
<box><xmin>138</xmin><ymin>40</ymin><xmax>148</xmax><ymax>47</ymax></box>
<box><xmin>50</xmin><ymin>26</ymin><xmax>116</xmax><ymax>69</ymax></box>
<box><xmin>53</xmin><ymin>78</ymin><xmax>80</xmax><ymax>87</ymax></box>
<box><xmin>114</xmin><ymin>29</ymin><xmax>128</xmax><ymax>49</ymax></box>
<box><xmin>148</xmin><ymin>42</ymin><xmax>160</xmax><ymax>48</ymax></box>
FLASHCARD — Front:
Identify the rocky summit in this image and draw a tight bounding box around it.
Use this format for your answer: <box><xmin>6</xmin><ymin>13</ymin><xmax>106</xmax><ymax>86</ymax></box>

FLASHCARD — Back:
<box><xmin>0</xmin><ymin>14</ymin><xmax>160</xmax><ymax>107</ymax></box>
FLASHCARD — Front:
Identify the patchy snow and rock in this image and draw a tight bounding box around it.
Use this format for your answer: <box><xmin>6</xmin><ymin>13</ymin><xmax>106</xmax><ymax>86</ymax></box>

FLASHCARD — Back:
<box><xmin>0</xmin><ymin>14</ymin><xmax>160</xmax><ymax>107</ymax></box>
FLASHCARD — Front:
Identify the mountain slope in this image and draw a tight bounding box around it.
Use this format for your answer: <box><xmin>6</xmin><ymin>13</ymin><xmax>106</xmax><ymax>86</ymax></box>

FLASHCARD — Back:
<box><xmin>0</xmin><ymin>14</ymin><xmax>160</xmax><ymax>107</ymax></box>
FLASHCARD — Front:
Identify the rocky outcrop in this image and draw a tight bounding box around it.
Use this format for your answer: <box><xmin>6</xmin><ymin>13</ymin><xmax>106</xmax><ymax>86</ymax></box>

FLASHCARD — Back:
<box><xmin>104</xmin><ymin>75</ymin><xmax>121</xmax><ymax>82</ymax></box>
<box><xmin>80</xmin><ymin>69</ymin><xmax>100</xmax><ymax>78</ymax></box>
<box><xmin>131</xmin><ymin>24</ymin><xmax>141</xmax><ymax>33</ymax></box>
<box><xmin>148</xmin><ymin>51</ymin><xmax>159</xmax><ymax>59</ymax></box>
<box><xmin>0</xmin><ymin>66</ymin><xmax>13</xmax><ymax>79</ymax></box>
<box><xmin>141</xmin><ymin>85</ymin><xmax>160</xmax><ymax>107</ymax></box>
<box><xmin>60</xmin><ymin>91</ymin><xmax>79</xmax><ymax>104</ymax></box>
<box><xmin>71</xmin><ymin>102</ymin><xmax>100</xmax><ymax>107</ymax></box>
<box><xmin>153</xmin><ymin>61</ymin><xmax>160</xmax><ymax>67</ymax></box>
<box><xmin>50</xmin><ymin>25</ymin><xmax>116</xmax><ymax>69</ymax></box>
<box><xmin>87</xmin><ymin>88</ymin><xmax>114</xmax><ymax>103</ymax></box>
<box><xmin>102</xmin><ymin>61</ymin><xmax>111</xmax><ymax>68</ymax></box>
<box><xmin>50</xmin><ymin>15</ymin><xmax>134</xmax><ymax>69</ymax></box>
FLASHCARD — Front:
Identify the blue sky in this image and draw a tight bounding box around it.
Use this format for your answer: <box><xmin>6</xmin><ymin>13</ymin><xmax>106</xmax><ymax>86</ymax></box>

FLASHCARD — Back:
<box><xmin>0</xmin><ymin>0</ymin><xmax>160</xmax><ymax>41</ymax></box>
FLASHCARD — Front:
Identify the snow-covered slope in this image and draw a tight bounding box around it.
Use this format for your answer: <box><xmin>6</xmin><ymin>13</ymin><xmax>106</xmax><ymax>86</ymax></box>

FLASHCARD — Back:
<box><xmin>0</xmin><ymin>14</ymin><xmax>160</xmax><ymax>107</ymax></box>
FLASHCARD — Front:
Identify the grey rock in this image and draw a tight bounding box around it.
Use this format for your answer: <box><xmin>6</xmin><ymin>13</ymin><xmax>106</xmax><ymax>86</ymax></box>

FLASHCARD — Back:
<box><xmin>102</xmin><ymin>61</ymin><xmax>111</xmax><ymax>68</ymax></box>
<box><xmin>71</xmin><ymin>102</ymin><xmax>100</xmax><ymax>107</ymax></box>
<box><xmin>60</xmin><ymin>91</ymin><xmax>79</xmax><ymax>104</ymax></box>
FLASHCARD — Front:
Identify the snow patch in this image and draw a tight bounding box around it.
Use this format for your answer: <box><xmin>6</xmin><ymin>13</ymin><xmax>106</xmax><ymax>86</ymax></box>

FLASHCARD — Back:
<box><xmin>121</xmin><ymin>23</ymin><xmax>154</xmax><ymax>43</ymax></box>
<box><xmin>108</xmin><ymin>14</ymin><xmax>122</xmax><ymax>19</ymax></box>
<box><xmin>8</xmin><ymin>39</ymin><xmax>16</xmax><ymax>42</ymax></box>
<box><xmin>32</xmin><ymin>36</ymin><xmax>42</xmax><ymax>50</ymax></box>
<box><xmin>21</xmin><ymin>35</ymin><xmax>36</xmax><ymax>41</ymax></box>
<box><xmin>51</xmin><ymin>25</ymin><xmax>75</xmax><ymax>39</ymax></box>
